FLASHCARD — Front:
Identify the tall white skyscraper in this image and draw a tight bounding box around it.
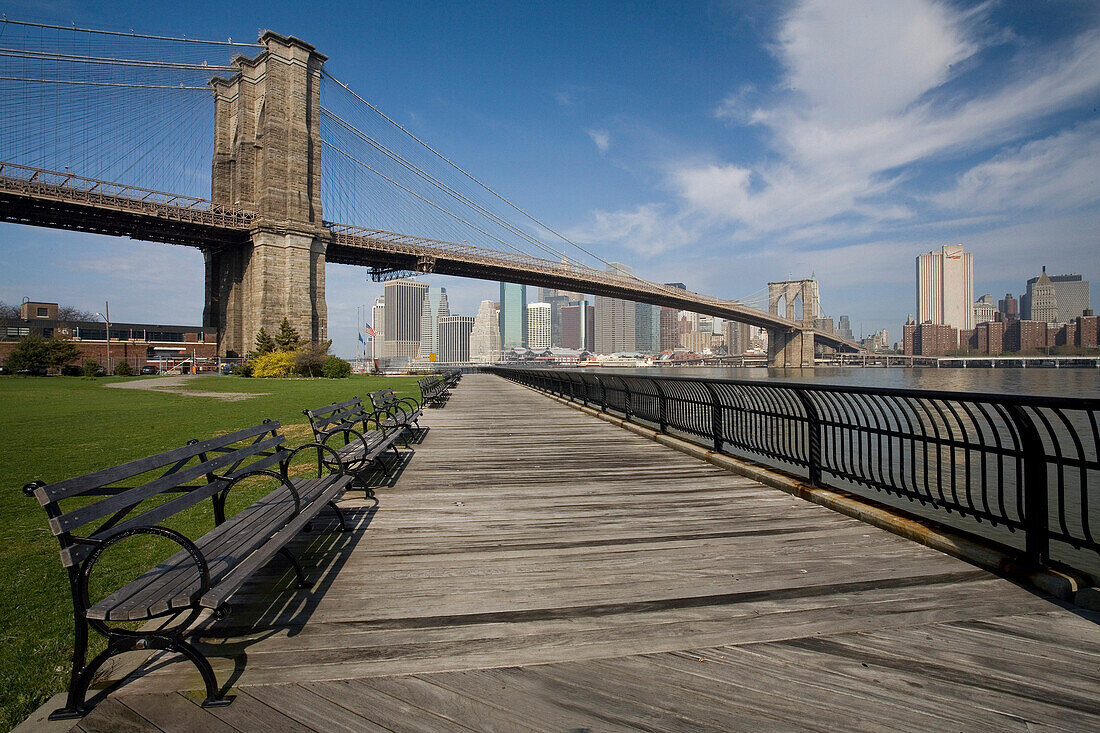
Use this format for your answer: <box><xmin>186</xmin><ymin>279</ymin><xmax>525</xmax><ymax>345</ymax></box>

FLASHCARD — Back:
<box><xmin>417</xmin><ymin>286</ymin><xmax>449</xmax><ymax>360</ymax></box>
<box><xmin>470</xmin><ymin>300</ymin><xmax>502</xmax><ymax>363</ymax></box>
<box><xmin>917</xmin><ymin>244</ymin><xmax>974</xmax><ymax>332</ymax></box>
<box><xmin>370</xmin><ymin>296</ymin><xmax>385</xmax><ymax>360</ymax></box>
<box><xmin>439</xmin><ymin>315</ymin><xmax>474</xmax><ymax>363</ymax></box>
<box><xmin>527</xmin><ymin>302</ymin><xmax>551</xmax><ymax>349</ymax></box>
<box><xmin>383</xmin><ymin>279</ymin><xmax>428</xmax><ymax>362</ymax></box>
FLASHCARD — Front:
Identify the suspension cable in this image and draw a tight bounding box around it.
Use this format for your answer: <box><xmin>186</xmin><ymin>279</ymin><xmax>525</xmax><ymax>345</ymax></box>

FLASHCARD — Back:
<box><xmin>0</xmin><ymin>47</ymin><xmax>235</xmax><ymax>71</ymax></box>
<box><xmin>320</xmin><ymin>107</ymin><xmax>578</xmax><ymax>265</ymax></box>
<box><xmin>0</xmin><ymin>18</ymin><xmax>260</xmax><ymax>47</ymax></box>
<box><xmin>323</xmin><ymin>70</ymin><xmax>627</xmax><ymax>275</ymax></box>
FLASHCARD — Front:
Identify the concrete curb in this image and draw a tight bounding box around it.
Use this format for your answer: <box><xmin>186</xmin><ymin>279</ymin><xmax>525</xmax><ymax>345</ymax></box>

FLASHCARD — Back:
<box><xmin>525</xmin><ymin>386</ymin><xmax>1098</xmax><ymax>609</ymax></box>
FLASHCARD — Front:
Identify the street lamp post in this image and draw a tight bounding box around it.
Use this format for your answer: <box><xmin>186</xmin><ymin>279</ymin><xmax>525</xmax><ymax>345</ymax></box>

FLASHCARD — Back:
<box><xmin>95</xmin><ymin>301</ymin><xmax>111</xmax><ymax>374</ymax></box>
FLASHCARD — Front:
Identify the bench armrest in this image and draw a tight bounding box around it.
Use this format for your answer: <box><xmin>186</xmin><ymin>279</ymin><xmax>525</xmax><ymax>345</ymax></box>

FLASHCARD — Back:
<box><xmin>397</xmin><ymin>396</ymin><xmax>422</xmax><ymax>411</ymax></box>
<box><xmin>220</xmin><ymin>469</ymin><xmax>302</xmax><ymax>518</ymax></box>
<box><xmin>286</xmin><ymin>441</ymin><xmax>350</xmax><ymax>477</ymax></box>
<box><xmin>79</xmin><ymin>526</ymin><xmax>211</xmax><ymax>611</ymax></box>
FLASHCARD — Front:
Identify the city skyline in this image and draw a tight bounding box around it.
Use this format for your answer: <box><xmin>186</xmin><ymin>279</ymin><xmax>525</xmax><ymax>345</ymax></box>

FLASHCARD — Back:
<box><xmin>1</xmin><ymin>1</ymin><xmax>1097</xmax><ymax>357</ymax></box>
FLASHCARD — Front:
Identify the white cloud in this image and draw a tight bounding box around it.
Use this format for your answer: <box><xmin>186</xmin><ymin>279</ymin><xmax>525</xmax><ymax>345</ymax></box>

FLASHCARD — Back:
<box><xmin>664</xmin><ymin>2</ymin><xmax>1100</xmax><ymax>241</ymax></box>
<box><xmin>555</xmin><ymin>90</ymin><xmax>575</xmax><ymax>106</ymax></box>
<box><xmin>777</xmin><ymin>0</ymin><xmax>976</xmax><ymax>123</ymax></box>
<box><xmin>932</xmin><ymin>121</ymin><xmax>1100</xmax><ymax>213</ymax></box>
<box><xmin>568</xmin><ymin>203</ymin><xmax>696</xmax><ymax>258</ymax></box>
<box><xmin>587</xmin><ymin>128</ymin><xmax>611</xmax><ymax>154</ymax></box>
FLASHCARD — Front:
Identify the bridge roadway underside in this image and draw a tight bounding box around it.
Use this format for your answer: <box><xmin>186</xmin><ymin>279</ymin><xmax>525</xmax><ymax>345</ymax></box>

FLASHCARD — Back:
<box><xmin>56</xmin><ymin>375</ymin><xmax>1099</xmax><ymax>731</ymax></box>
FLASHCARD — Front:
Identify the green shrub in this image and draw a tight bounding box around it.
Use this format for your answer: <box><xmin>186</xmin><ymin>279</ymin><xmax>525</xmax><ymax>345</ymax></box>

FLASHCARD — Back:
<box><xmin>251</xmin><ymin>351</ymin><xmax>295</xmax><ymax>378</ymax></box>
<box><xmin>322</xmin><ymin>355</ymin><xmax>352</xmax><ymax>378</ymax></box>
<box><xmin>4</xmin><ymin>334</ymin><xmax>81</xmax><ymax>375</ymax></box>
<box><xmin>112</xmin><ymin>361</ymin><xmax>133</xmax><ymax>376</ymax></box>
<box><xmin>82</xmin><ymin>360</ymin><xmax>101</xmax><ymax>377</ymax></box>
<box><xmin>232</xmin><ymin>362</ymin><xmax>253</xmax><ymax>377</ymax></box>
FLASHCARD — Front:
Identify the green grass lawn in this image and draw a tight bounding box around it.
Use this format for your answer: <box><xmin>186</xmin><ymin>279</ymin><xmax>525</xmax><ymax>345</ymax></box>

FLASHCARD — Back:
<box><xmin>0</xmin><ymin>373</ymin><xmax>422</xmax><ymax>728</ymax></box>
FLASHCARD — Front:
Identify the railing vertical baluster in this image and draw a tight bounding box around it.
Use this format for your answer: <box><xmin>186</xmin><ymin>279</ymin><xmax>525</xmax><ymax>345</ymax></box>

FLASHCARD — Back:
<box><xmin>703</xmin><ymin>383</ymin><xmax>723</xmax><ymax>452</ymax></box>
<box><xmin>1007</xmin><ymin>405</ymin><xmax>1049</xmax><ymax>566</ymax></box>
<box><xmin>795</xmin><ymin>391</ymin><xmax>822</xmax><ymax>486</ymax></box>
<box><xmin>654</xmin><ymin>380</ymin><xmax>667</xmax><ymax>433</ymax></box>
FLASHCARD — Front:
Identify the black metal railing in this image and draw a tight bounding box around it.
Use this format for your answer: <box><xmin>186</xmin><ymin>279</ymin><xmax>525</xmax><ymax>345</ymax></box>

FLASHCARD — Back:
<box><xmin>486</xmin><ymin>367</ymin><xmax>1100</xmax><ymax>572</ymax></box>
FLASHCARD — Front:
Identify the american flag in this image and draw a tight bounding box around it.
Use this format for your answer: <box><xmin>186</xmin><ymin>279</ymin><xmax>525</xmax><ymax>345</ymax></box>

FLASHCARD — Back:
<box><xmin>365</xmin><ymin>324</ymin><xmax>378</xmax><ymax>338</ymax></box>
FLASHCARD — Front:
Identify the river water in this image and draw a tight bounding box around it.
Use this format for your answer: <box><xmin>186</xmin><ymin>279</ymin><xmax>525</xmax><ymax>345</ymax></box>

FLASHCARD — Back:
<box><xmin>575</xmin><ymin>366</ymin><xmax>1100</xmax><ymax>578</ymax></box>
<box><xmin>598</xmin><ymin>365</ymin><xmax>1100</xmax><ymax>399</ymax></box>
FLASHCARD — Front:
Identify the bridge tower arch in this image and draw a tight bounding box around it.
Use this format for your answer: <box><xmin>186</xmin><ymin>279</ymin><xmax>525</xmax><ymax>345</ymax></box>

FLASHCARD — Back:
<box><xmin>766</xmin><ymin>279</ymin><xmax>820</xmax><ymax>367</ymax></box>
<box><xmin>205</xmin><ymin>31</ymin><xmax>330</xmax><ymax>356</ymax></box>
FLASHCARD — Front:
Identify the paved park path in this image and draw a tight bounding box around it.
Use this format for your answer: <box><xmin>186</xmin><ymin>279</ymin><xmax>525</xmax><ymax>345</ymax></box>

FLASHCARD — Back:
<box><xmin>29</xmin><ymin>374</ymin><xmax>1100</xmax><ymax>731</ymax></box>
<box><xmin>106</xmin><ymin>374</ymin><xmax>265</xmax><ymax>401</ymax></box>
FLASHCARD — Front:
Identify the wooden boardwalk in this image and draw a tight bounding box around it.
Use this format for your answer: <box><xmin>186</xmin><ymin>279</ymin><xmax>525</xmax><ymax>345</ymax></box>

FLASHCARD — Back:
<box><xmin>53</xmin><ymin>374</ymin><xmax>1100</xmax><ymax>731</ymax></box>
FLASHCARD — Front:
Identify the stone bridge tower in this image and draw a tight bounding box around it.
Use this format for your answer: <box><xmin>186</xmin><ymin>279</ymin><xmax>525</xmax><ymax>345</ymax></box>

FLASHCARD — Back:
<box><xmin>205</xmin><ymin>31</ymin><xmax>329</xmax><ymax>356</ymax></box>
<box><xmin>766</xmin><ymin>279</ymin><xmax>820</xmax><ymax>367</ymax></box>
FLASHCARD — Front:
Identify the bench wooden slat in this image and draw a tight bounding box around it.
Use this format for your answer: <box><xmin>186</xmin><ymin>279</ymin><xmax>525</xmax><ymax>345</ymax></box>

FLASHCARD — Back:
<box><xmin>50</xmin><ymin>435</ymin><xmax>286</xmax><ymax>539</ymax></box>
<box><xmin>34</xmin><ymin>422</ymin><xmax>279</xmax><ymax>504</ymax></box>
<box><xmin>87</xmin><ymin>474</ymin><xmax>350</xmax><ymax>621</ymax></box>
<box><xmin>60</xmin><ymin>446</ymin><xmax>291</xmax><ymax>567</ymax></box>
<box><xmin>200</xmin><ymin>474</ymin><xmax>352</xmax><ymax>609</ymax></box>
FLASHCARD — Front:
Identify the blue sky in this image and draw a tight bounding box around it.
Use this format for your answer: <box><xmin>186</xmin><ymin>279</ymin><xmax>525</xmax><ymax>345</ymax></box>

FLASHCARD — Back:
<box><xmin>1</xmin><ymin>0</ymin><xmax>1098</xmax><ymax>356</ymax></box>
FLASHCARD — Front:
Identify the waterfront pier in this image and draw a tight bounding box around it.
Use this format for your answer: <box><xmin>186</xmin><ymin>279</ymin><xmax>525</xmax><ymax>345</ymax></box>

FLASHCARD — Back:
<box><xmin>36</xmin><ymin>373</ymin><xmax>1099</xmax><ymax>731</ymax></box>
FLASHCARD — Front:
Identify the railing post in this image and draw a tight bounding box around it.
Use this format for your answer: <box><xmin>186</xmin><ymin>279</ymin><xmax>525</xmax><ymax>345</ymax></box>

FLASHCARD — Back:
<box><xmin>703</xmin><ymin>383</ymin><xmax>722</xmax><ymax>452</ymax></box>
<box><xmin>1007</xmin><ymin>405</ymin><xmax>1049</xmax><ymax>566</ymax></box>
<box><xmin>622</xmin><ymin>380</ymin><xmax>632</xmax><ymax>420</ymax></box>
<box><xmin>795</xmin><ymin>391</ymin><xmax>822</xmax><ymax>487</ymax></box>
<box><xmin>594</xmin><ymin>376</ymin><xmax>606</xmax><ymax>412</ymax></box>
<box><xmin>653</xmin><ymin>380</ymin><xmax>667</xmax><ymax>433</ymax></box>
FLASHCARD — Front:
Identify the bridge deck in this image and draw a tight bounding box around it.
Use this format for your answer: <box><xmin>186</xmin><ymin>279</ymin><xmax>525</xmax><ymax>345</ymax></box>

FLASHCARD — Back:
<box><xmin>58</xmin><ymin>374</ymin><xmax>1099</xmax><ymax>731</ymax></box>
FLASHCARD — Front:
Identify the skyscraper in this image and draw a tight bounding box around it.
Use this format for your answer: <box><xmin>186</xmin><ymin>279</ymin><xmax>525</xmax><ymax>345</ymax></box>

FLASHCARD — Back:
<box><xmin>998</xmin><ymin>293</ymin><xmax>1019</xmax><ymax>321</ymax></box>
<box><xmin>527</xmin><ymin>302</ymin><xmax>551</xmax><ymax>349</ymax></box>
<box><xmin>382</xmin><ymin>279</ymin><xmax>428</xmax><ymax>362</ymax></box>
<box><xmin>417</xmin><ymin>286</ymin><xmax>450</xmax><ymax>360</ymax></box>
<box><xmin>499</xmin><ymin>282</ymin><xmax>527</xmax><ymax>349</ymax></box>
<box><xmin>973</xmin><ymin>294</ymin><xmax>997</xmax><ymax>324</ymax></box>
<box><xmin>1021</xmin><ymin>269</ymin><xmax>1090</xmax><ymax>323</ymax></box>
<box><xmin>595</xmin><ymin>262</ymin><xmax>636</xmax><ymax>354</ymax></box>
<box><xmin>917</xmin><ymin>244</ymin><xmax>974</xmax><ymax>333</ymax></box>
<box><xmin>837</xmin><ymin>315</ymin><xmax>854</xmax><ymax>341</ymax></box>
<box><xmin>438</xmin><ymin>315</ymin><xmax>474</xmax><ymax>363</ymax></box>
<box><xmin>542</xmin><ymin>293</ymin><xmax>572</xmax><ymax>347</ymax></box>
<box><xmin>561</xmin><ymin>300</ymin><xmax>593</xmax><ymax>351</ymax></box>
<box><xmin>370</xmin><ymin>296</ymin><xmax>385</xmax><ymax>360</ymax></box>
<box><xmin>634</xmin><ymin>302</ymin><xmax>660</xmax><ymax>353</ymax></box>
<box><xmin>469</xmin><ymin>300</ymin><xmax>501</xmax><ymax>363</ymax></box>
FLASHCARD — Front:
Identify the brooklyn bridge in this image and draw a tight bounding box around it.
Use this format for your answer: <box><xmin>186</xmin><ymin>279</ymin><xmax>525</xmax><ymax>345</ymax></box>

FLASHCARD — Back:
<box><xmin>0</xmin><ymin>20</ymin><xmax>861</xmax><ymax>365</ymax></box>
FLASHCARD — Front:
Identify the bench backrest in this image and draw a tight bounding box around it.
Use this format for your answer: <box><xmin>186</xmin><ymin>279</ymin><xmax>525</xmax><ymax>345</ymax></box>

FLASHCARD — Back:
<box><xmin>304</xmin><ymin>397</ymin><xmax>380</xmax><ymax>439</ymax></box>
<box><xmin>25</xmin><ymin>421</ymin><xmax>287</xmax><ymax>567</ymax></box>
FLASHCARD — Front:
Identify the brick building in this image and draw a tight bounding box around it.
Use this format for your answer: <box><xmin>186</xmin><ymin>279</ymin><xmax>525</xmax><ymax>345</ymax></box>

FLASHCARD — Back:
<box><xmin>902</xmin><ymin>320</ymin><xmax>958</xmax><ymax>356</ymax></box>
<box><xmin>1</xmin><ymin>300</ymin><xmax>218</xmax><ymax>371</ymax></box>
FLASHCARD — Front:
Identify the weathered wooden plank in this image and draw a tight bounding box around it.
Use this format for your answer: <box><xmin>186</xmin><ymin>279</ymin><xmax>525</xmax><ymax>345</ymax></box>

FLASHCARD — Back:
<box><xmin>243</xmin><ymin>683</ymin><xmax>388</xmax><ymax>732</ymax></box>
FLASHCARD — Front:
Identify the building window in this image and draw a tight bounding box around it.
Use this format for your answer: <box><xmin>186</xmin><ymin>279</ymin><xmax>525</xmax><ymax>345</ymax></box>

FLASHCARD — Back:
<box><xmin>36</xmin><ymin>307</ymin><xmax>48</xmax><ymax>317</ymax></box>
<box><xmin>42</xmin><ymin>328</ymin><xmax>53</xmax><ymax>338</ymax></box>
<box><xmin>148</xmin><ymin>332</ymin><xmax>185</xmax><ymax>342</ymax></box>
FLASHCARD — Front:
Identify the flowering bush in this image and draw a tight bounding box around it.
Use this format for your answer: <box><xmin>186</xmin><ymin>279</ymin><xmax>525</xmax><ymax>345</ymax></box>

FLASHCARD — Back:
<box><xmin>251</xmin><ymin>350</ymin><xmax>296</xmax><ymax>378</ymax></box>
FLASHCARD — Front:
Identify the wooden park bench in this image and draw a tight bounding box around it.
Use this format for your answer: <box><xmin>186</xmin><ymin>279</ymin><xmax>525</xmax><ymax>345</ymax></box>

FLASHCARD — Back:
<box><xmin>370</xmin><ymin>387</ymin><xmax>426</xmax><ymax>436</ymax></box>
<box><xmin>303</xmin><ymin>397</ymin><xmax>405</xmax><ymax>495</ymax></box>
<box><xmin>23</xmin><ymin>421</ymin><xmax>355</xmax><ymax>720</ymax></box>
<box><xmin>416</xmin><ymin>376</ymin><xmax>449</xmax><ymax>407</ymax></box>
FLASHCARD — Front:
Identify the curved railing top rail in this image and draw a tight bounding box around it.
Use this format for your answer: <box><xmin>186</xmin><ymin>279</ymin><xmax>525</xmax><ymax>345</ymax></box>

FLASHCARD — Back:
<box><xmin>490</xmin><ymin>367</ymin><xmax>1100</xmax><ymax>410</ymax></box>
